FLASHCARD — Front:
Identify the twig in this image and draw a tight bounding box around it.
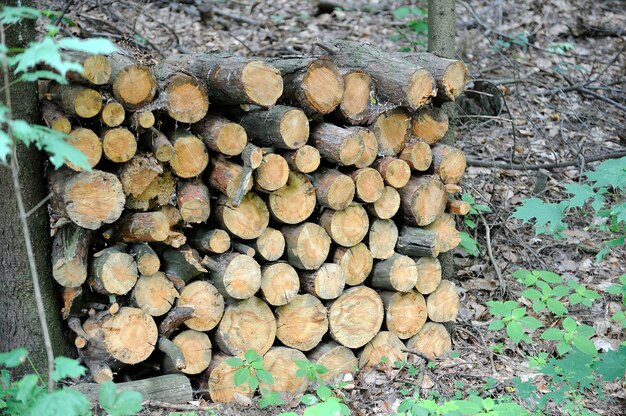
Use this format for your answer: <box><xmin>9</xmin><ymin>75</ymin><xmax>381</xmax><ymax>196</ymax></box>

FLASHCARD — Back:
<box><xmin>466</xmin><ymin>150</ymin><xmax>626</xmax><ymax>170</ymax></box>
<box><xmin>24</xmin><ymin>193</ymin><xmax>52</xmax><ymax>219</ymax></box>
<box><xmin>225</xmin><ymin>31</ymin><xmax>255</xmax><ymax>54</ymax></box>
<box><xmin>142</xmin><ymin>400</ymin><xmax>218</xmax><ymax>411</ymax></box>
<box><xmin>575</xmin><ymin>87</ymin><xmax>626</xmax><ymax>112</ymax></box>
<box><xmin>402</xmin><ymin>348</ymin><xmax>432</xmax><ymax>363</ymax></box>
<box><xmin>1</xmin><ymin>24</ymin><xmax>55</xmax><ymax>392</ymax></box>
<box><xmin>457</xmin><ymin>115</ymin><xmax>514</xmax><ymax>123</ymax></box>
<box><xmin>478</xmin><ymin>212</ymin><xmax>505</xmax><ymax>295</ymax></box>
<box><xmin>315</xmin><ymin>41</ymin><xmax>340</xmax><ymax>55</ymax></box>
<box><xmin>213</xmin><ymin>7</ymin><xmax>261</xmax><ymax>26</ymax></box>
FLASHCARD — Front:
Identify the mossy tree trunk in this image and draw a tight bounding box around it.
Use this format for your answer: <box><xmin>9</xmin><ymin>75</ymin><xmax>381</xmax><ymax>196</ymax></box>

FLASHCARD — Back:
<box><xmin>0</xmin><ymin>0</ymin><xmax>72</xmax><ymax>376</ymax></box>
<box><xmin>428</xmin><ymin>0</ymin><xmax>457</xmax><ymax>282</ymax></box>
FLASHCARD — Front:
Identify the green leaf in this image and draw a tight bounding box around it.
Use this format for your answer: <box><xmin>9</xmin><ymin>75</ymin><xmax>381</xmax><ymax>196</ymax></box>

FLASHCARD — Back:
<box><xmin>233</xmin><ymin>368</ymin><xmax>250</xmax><ymax>386</ymax></box>
<box><xmin>225</xmin><ymin>357</ymin><xmax>244</xmax><ymax>368</ymax></box>
<box><xmin>256</xmin><ymin>368</ymin><xmax>274</xmax><ymax>384</ymax></box>
<box><xmin>295</xmin><ymin>359</ymin><xmax>311</xmax><ymax>370</ymax></box>
<box><xmin>458</xmin><ymin>232</ymin><xmax>479</xmax><ymax>256</ymax></box>
<box><xmin>98</xmin><ymin>381</ymin><xmax>117</xmax><ymax>410</ymax></box>
<box><xmin>57</xmin><ymin>37</ymin><xmax>118</xmax><ymax>54</ymax></box>
<box><xmin>52</xmin><ymin>357</ymin><xmax>86</xmax><ymax>381</ymax></box>
<box><xmin>99</xmin><ymin>381</ymin><xmax>143</xmax><ymax>416</ymax></box>
<box><xmin>0</xmin><ymin>398</ymin><xmax>6</xmax><ymax>409</ymax></box>
<box><xmin>15</xmin><ymin>374</ymin><xmax>40</xmax><ymax>403</ymax></box>
<box><xmin>474</xmin><ymin>204</ymin><xmax>492</xmax><ymax>213</ymax></box>
<box><xmin>0</xmin><ymin>6</ymin><xmax>40</xmax><ymax>24</ymax></box>
<box><xmin>0</xmin><ymin>348</ymin><xmax>28</xmax><ymax>368</ymax></box>
<box><xmin>0</xmin><ymin>130</ymin><xmax>11</xmax><ymax>164</ymax></box>
<box><xmin>518</xmin><ymin>316</ymin><xmax>543</xmax><ymax>330</ymax></box>
<box><xmin>586</xmin><ymin>156</ymin><xmax>626</xmax><ymax>190</ymax></box>
<box><xmin>13</xmin><ymin>37</ymin><xmax>82</xmax><ymax>77</ymax></box>
<box><xmin>488</xmin><ymin>320</ymin><xmax>505</xmax><ymax>331</ymax></box>
<box><xmin>244</xmin><ymin>349</ymin><xmax>261</xmax><ymax>363</ymax></box>
<box><xmin>506</xmin><ymin>321</ymin><xmax>524</xmax><ymax>344</ymax></box>
<box><xmin>19</xmin><ymin>70</ymin><xmax>68</xmax><ymax>84</ymax></box>
<box><xmin>556</xmin><ymin>340</ymin><xmax>570</xmax><ymax>355</ymax></box>
<box><xmin>512</xmin><ymin>269</ymin><xmax>531</xmax><ymax>282</ymax></box>
<box><xmin>316</xmin><ymin>384</ymin><xmax>332</xmax><ymax>401</ymax></box>
<box><xmin>564</xmin><ymin>183</ymin><xmax>596</xmax><ymax>208</ymax></box>
<box><xmin>511</xmin><ymin>307</ymin><xmax>526</xmax><ymax>319</ymax></box>
<box><xmin>314</xmin><ymin>364</ymin><xmax>328</xmax><ymax>375</ymax></box>
<box><xmin>521</xmin><ymin>288</ymin><xmax>541</xmax><ymax>300</ymax></box>
<box><xmin>512</xmin><ymin>198</ymin><xmax>567</xmax><ymax>236</ymax></box>
<box><xmin>296</xmin><ymin>368</ymin><xmax>307</xmax><ymax>378</ymax></box>
<box><xmin>562</xmin><ymin>317</ymin><xmax>577</xmax><ymax>332</ymax></box>
<box><xmin>573</xmin><ymin>336</ymin><xmax>597</xmax><ymax>356</ymax></box>
<box><xmin>31</xmin><ymin>387</ymin><xmax>91</xmax><ymax>416</ymax></box>
<box><xmin>482</xmin><ymin>397</ymin><xmax>495</xmax><ymax>411</ymax></box>
<box><xmin>248</xmin><ymin>375</ymin><xmax>259</xmax><ymax>390</ymax></box>
<box><xmin>301</xmin><ymin>393</ymin><xmax>318</xmax><ymax>405</ymax></box>
<box><xmin>536</xmin><ymin>270</ymin><xmax>563</xmax><ymax>284</ymax></box>
<box><xmin>593</xmin><ymin>346</ymin><xmax>626</xmax><ymax>380</ymax></box>
<box><xmin>541</xmin><ymin>328</ymin><xmax>564</xmax><ymax>341</ymax></box>
<box><xmin>545</xmin><ymin>298</ymin><xmax>568</xmax><ymax>316</ymax></box>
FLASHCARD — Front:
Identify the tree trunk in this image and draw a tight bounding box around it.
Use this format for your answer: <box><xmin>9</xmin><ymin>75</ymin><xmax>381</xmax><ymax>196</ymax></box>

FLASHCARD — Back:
<box><xmin>0</xmin><ymin>2</ymin><xmax>72</xmax><ymax>371</ymax></box>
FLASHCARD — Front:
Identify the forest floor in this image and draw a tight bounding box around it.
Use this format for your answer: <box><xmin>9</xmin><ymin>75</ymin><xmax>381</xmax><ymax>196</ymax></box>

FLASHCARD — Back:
<box><xmin>36</xmin><ymin>0</ymin><xmax>625</xmax><ymax>414</ymax></box>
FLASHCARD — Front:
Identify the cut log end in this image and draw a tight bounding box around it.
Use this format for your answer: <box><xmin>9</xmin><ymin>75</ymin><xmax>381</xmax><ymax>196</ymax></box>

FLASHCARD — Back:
<box><xmin>371</xmin><ymin>109</ymin><xmax>409</xmax><ymax>157</ymax></box>
<box><xmin>255</xmin><ymin>153</ymin><xmax>289</xmax><ymax>191</ymax></box>
<box><xmin>67</xmin><ymin>128</ymin><xmax>102</xmax><ymax>171</ymax></box>
<box><xmin>275</xmin><ymin>294</ymin><xmax>328</xmax><ymax>351</ymax></box>
<box><xmin>400</xmin><ymin>140</ymin><xmax>433</xmax><ymax>171</ymax></box>
<box><xmin>269</xmin><ymin>172</ymin><xmax>316</xmax><ymax>224</ymax></box>
<box><xmin>407</xmin><ymin>69</ymin><xmax>437</xmax><ymax>109</ymax></box>
<box><xmin>102</xmin><ymin>128</ymin><xmax>137</xmax><ymax>163</ymax></box>
<box><xmin>303</xmin><ymin>60</ymin><xmax>344</xmax><ymax>114</ymax></box>
<box><xmin>411</xmin><ymin>107</ymin><xmax>449</xmax><ymax>145</ymax></box>
<box><xmin>207</xmin><ymin>353</ymin><xmax>254</xmax><ymax>403</ymax></box>
<box><xmin>406</xmin><ymin>322</ymin><xmax>452</xmax><ymax>360</ymax></box>
<box><xmin>399</xmin><ymin>176</ymin><xmax>447</xmax><ymax>227</ymax></box>
<box><xmin>351</xmin><ymin>168</ymin><xmax>384</xmax><ymax>203</ymax></box>
<box><xmin>359</xmin><ymin>331</ymin><xmax>407</xmax><ymax>369</ymax></box>
<box><xmin>370</xmin><ymin>253</ymin><xmax>418</xmax><ymax>292</ymax></box>
<box><xmin>368</xmin><ymin>218</ymin><xmax>399</xmax><ymax>260</ymax></box>
<box><xmin>367</xmin><ymin>186</ymin><xmax>400</xmax><ymax>219</ymax></box>
<box><xmin>284</xmin><ymin>145</ymin><xmax>320</xmax><ymax>174</ymax></box>
<box><xmin>260</xmin><ymin>347</ymin><xmax>309</xmax><ymax>403</ymax></box>
<box><xmin>308</xmin><ymin>342</ymin><xmax>358</xmax><ymax>384</ymax></box>
<box><xmin>172</xmin><ymin>330</ymin><xmax>212</xmax><ymax>375</ymax></box>
<box><xmin>279</xmin><ymin>109</ymin><xmax>310</xmax><ymax>149</ymax></box>
<box><xmin>132</xmin><ymin>272</ymin><xmax>178</xmax><ymax>316</ymax></box>
<box><xmin>333</xmin><ymin>243</ymin><xmax>373</xmax><ymax>286</ymax></box>
<box><xmin>208</xmin><ymin>253</ymin><xmax>262</xmax><ymax>300</ymax></box>
<box><xmin>282</xmin><ymin>222</ymin><xmax>331</xmax><ymax>270</ymax></box>
<box><xmin>260</xmin><ymin>262</ymin><xmax>300</xmax><ymax>306</ymax></box>
<box><xmin>301</xmin><ymin>263</ymin><xmax>346</xmax><ymax>300</ymax></box>
<box><xmin>427</xmin><ymin>280</ymin><xmax>460</xmax><ymax>323</ymax></box>
<box><xmin>312</xmin><ymin>169</ymin><xmax>356</xmax><ymax>211</ymax></box>
<box><xmin>432</xmin><ymin>145</ymin><xmax>467</xmax><ymax>185</ymax></box>
<box><xmin>178</xmin><ymin>280</ymin><xmax>225</xmax><ymax>331</ymax></box>
<box><xmin>165</xmin><ymin>74</ymin><xmax>209</xmax><ymax>123</ymax></box>
<box><xmin>415</xmin><ymin>256</ymin><xmax>442</xmax><ymax>294</ymax></box>
<box><xmin>169</xmin><ymin>132</ymin><xmax>209</xmax><ymax>179</ymax></box>
<box><xmin>90</xmin><ymin>247</ymin><xmax>138</xmax><ymax>295</ymax></box>
<box><xmin>329</xmin><ymin>286</ymin><xmax>384</xmax><ymax>349</ymax></box>
<box><xmin>254</xmin><ymin>227</ymin><xmax>285</xmax><ymax>262</ymax></box>
<box><xmin>339</xmin><ymin>70</ymin><xmax>372</xmax><ymax>122</ymax></box>
<box><xmin>354</xmin><ymin>129</ymin><xmax>378</xmax><ymax>168</ymax></box>
<box><xmin>102</xmin><ymin>307</ymin><xmax>158</xmax><ymax>364</ymax></box>
<box><xmin>216</xmin><ymin>193</ymin><xmax>269</xmax><ymax>240</ymax></box>
<box><xmin>83</xmin><ymin>54</ymin><xmax>112</xmax><ymax>85</ymax></box>
<box><xmin>242</xmin><ymin>60</ymin><xmax>284</xmax><ymax>107</ymax></box>
<box><xmin>101</xmin><ymin>101</ymin><xmax>126</xmax><ymax>127</ymax></box>
<box><xmin>375</xmin><ymin>157</ymin><xmax>411</xmax><ymax>189</ymax></box>
<box><xmin>425</xmin><ymin>213</ymin><xmax>461</xmax><ymax>253</ymax></box>
<box><xmin>320</xmin><ymin>204</ymin><xmax>369</xmax><ymax>248</ymax></box>
<box><xmin>113</xmin><ymin>65</ymin><xmax>157</xmax><ymax>110</ymax></box>
<box><xmin>381</xmin><ymin>290</ymin><xmax>427</xmax><ymax>339</ymax></box>
<box><xmin>442</xmin><ymin>60</ymin><xmax>468</xmax><ymax>99</ymax></box>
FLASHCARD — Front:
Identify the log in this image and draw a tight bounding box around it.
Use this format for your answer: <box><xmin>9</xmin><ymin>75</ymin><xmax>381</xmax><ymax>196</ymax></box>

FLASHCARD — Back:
<box><xmin>370</xmin><ymin>108</ymin><xmax>411</xmax><ymax>157</ymax></box>
<box><xmin>254</xmin><ymin>153</ymin><xmax>289</xmax><ymax>191</ymax></box>
<box><xmin>131</xmin><ymin>272</ymin><xmax>178</xmax><ymax>316</ymax></box>
<box><xmin>410</xmin><ymin>107</ymin><xmax>449</xmax><ymax>145</ymax></box>
<box><xmin>431</xmin><ymin>144</ymin><xmax>467</xmax><ymax>185</ymax></box>
<box><xmin>267</xmin><ymin>57</ymin><xmax>343</xmax><ymax>115</ymax></box>
<box><xmin>372</xmin><ymin>157</ymin><xmax>411</xmax><ymax>189</ymax></box>
<box><xmin>445</xmin><ymin>183</ymin><xmax>462</xmax><ymax>194</ymax></box>
<box><xmin>427</xmin><ymin>280</ymin><xmax>460</xmax><ymax>322</ymax></box>
<box><xmin>101</xmin><ymin>307</ymin><xmax>158</xmax><ymax>364</ymax></box>
<box><xmin>153</xmin><ymin>62</ymin><xmax>209</xmax><ymax>123</ymax></box>
<box><xmin>367</xmin><ymin>218</ymin><xmax>399</xmax><ymax>260</ymax></box>
<box><xmin>283</xmin><ymin>145</ymin><xmax>321</xmax><ymax>173</ymax></box>
<box><xmin>61</xmin><ymin>287</ymin><xmax>83</xmax><ymax>319</ymax></box>
<box><xmin>324</xmin><ymin>40</ymin><xmax>436</xmax><ymax>110</ymax></box>
<box><xmin>258</xmin><ymin>347</ymin><xmax>309</xmax><ymax>403</ymax></box>
<box><xmin>415</xmin><ymin>256</ymin><xmax>442</xmax><ymax>295</ymax></box>
<box><xmin>251</xmin><ymin>227</ymin><xmax>285</xmax><ymax>262</ymax></box>
<box><xmin>115</xmin><ymin>212</ymin><xmax>170</xmax><ymax>242</ymax></box>
<box><xmin>129</xmin><ymin>243</ymin><xmax>161</xmax><ymax>277</ymax></box>
<box><xmin>308</xmin><ymin>341</ymin><xmax>358</xmax><ymax>384</ymax></box>
<box><xmin>332</xmin><ymin>243</ymin><xmax>373</xmax><ymax>286</ymax></box>
<box><xmin>365</xmin><ymin>186</ymin><xmax>400</xmax><ymax>219</ymax></box>
<box><xmin>124</xmin><ymin>169</ymin><xmax>176</xmax><ymax>211</ymax></box>
<box><xmin>203</xmin><ymin>253</ymin><xmax>262</xmax><ymax>300</ymax></box>
<box><xmin>71</xmin><ymin>374</ymin><xmax>192</xmax><ymax>405</ymax></box>
<box><xmin>319</xmin><ymin>204</ymin><xmax>369</xmax><ymax>247</ymax></box>
<box><xmin>171</xmin><ymin>330</ymin><xmax>212</xmax><ymax>375</ymax></box>
<box><xmin>231</xmin><ymin>241</ymin><xmax>255</xmax><ymax>257</ymax></box>
<box><xmin>400</xmin><ymin>53</ymin><xmax>468</xmax><ymax>101</ymax></box>
<box><xmin>238</xmin><ymin>105</ymin><xmax>309</xmax><ymax>150</ymax></box>
<box><xmin>424</xmin><ymin>213</ymin><xmax>461</xmax><ymax>253</ymax></box>
<box><xmin>310</xmin><ymin>168</ymin><xmax>355</xmax><ymax>211</ymax></box>
<box><xmin>65</xmin><ymin>52</ymin><xmax>112</xmax><ymax>85</ymax></box>
<box><xmin>328</xmin><ymin>286</ymin><xmax>383</xmax><ymax>348</ymax></box>
<box><xmin>177</xmin><ymin>280</ymin><xmax>225</xmax><ymax>331</ymax></box>
<box><xmin>177</xmin><ymin>179</ymin><xmax>211</xmax><ymax>224</ymax></box>
<box><xmin>109</xmin><ymin>51</ymin><xmax>157</xmax><ymax>110</ymax></box>
<box><xmin>48</xmin><ymin>168</ymin><xmax>125</xmax><ymax>230</ymax></box>
<box><xmin>206</xmin><ymin>156</ymin><xmax>252</xmax><ymax>199</ymax></box>
<box><xmin>66</xmin><ymin>127</ymin><xmax>102</xmax><ymax>171</ymax></box>
<box><xmin>282</xmin><ymin>222</ymin><xmax>331</xmax><ymax>270</ymax></box>
<box><xmin>348</xmin><ymin>168</ymin><xmax>384</xmax><ymax>203</ymax></box>
<box><xmin>406</xmin><ymin>322</ymin><xmax>452</xmax><ymax>360</ymax></box>
<box><xmin>370</xmin><ymin>253</ymin><xmax>418</xmax><ymax>292</ymax></box>
<box><xmin>118</xmin><ymin>153</ymin><xmax>163</xmax><ymax>197</ymax></box>
<box><xmin>214</xmin><ymin>297</ymin><xmax>276</xmax><ymax>357</ymax></box>
<box><xmin>396</xmin><ymin>226</ymin><xmax>439</xmax><ymax>257</ymax></box>
<box><xmin>51</xmin><ymin>224</ymin><xmax>92</xmax><ymax>288</ymax></box>
<box><xmin>166</xmin><ymin>129</ymin><xmax>209</xmax><ymax>178</ymax></box>
<box><xmin>187</xmin><ymin>228</ymin><xmax>231</xmax><ymax>254</ymax></box>
<box><xmin>299</xmin><ymin>263</ymin><xmax>346</xmax><ymax>300</ymax></box>
<box><xmin>165</xmin><ymin>54</ymin><xmax>283</xmax><ymax>106</ymax></box>
<box><xmin>205</xmin><ymin>352</ymin><xmax>254</xmax><ymax>404</ymax></box>
<box><xmin>131</xmin><ymin>110</ymin><xmax>156</xmax><ymax>131</ymax></box>
<box><xmin>353</xmin><ymin>128</ymin><xmax>379</xmax><ymax>168</ymax></box>
<box><xmin>446</xmin><ymin>199</ymin><xmax>471</xmax><ymax>216</ymax></box>
<box><xmin>191</xmin><ymin>115</ymin><xmax>247</xmax><ymax>156</ymax></box>
<box><xmin>310</xmin><ymin>123</ymin><xmax>364</xmax><ymax>166</ymax></box>
<box><xmin>358</xmin><ymin>331</ymin><xmax>407</xmax><ymax>369</ymax></box>
<box><xmin>215</xmin><ymin>193</ymin><xmax>269</xmax><ymax>240</ymax></box>
<box><xmin>398</xmin><ymin>175</ymin><xmax>447</xmax><ymax>226</ymax></box>
<box><xmin>333</xmin><ymin>69</ymin><xmax>374</xmax><ymax>125</ymax></box>
<box><xmin>50</xmin><ymin>84</ymin><xmax>103</xmax><ymax>118</ymax></box>
<box><xmin>143</xmin><ymin>127</ymin><xmax>176</xmax><ymax>162</ymax></box>
<box><xmin>400</xmin><ymin>138</ymin><xmax>433</xmax><ymax>171</ymax></box>
<box><xmin>275</xmin><ymin>294</ymin><xmax>329</xmax><ymax>351</ymax></box>
<box><xmin>380</xmin><ymin>290</ymin><xmax>427</xmax><ymax>339</ymax></box>
<box><xmin>162</xmin><ymin>245</ymin><xmax>207</xmax><ymax>287</ymax></box>
<box><xmin>159</xmin><ymin>336</ymin><xmax>186</xmax><ymax>371</ymax></box>
<box><xmin>159</xmin><ymin>306</ymin><xmax>195</xmax><ymax>337</ymax></box>
<box><xmin>89</xmin><ymin>247</ymin><xmax>138</xmax><ymax>295</ymax></box>
<box><xmin>101</xmin><ymin>127</ymin><xmax>137</xmax><ymax>163</ymax></box>
<box><xmin>41</xmin><ymin>100</ymin><xmax>71</xmax><ymax>133</ymax></box>
<box><xmin>260</xmin><ymin>262</ymin><xmax>300</xmax><ymax>306</ymax></box>
<box><xmin>100</xmin><ymin>100</ymin><xmax>125</xmax><ymax>127</ymax></box>
<box><xmin>268</xmin><ymin>171</ymin><xmax>316</xmax><ymax>224</ymax></box>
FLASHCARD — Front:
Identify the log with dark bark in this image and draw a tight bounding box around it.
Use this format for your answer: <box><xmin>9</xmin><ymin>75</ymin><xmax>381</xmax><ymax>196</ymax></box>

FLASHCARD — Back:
<box><xmin>129</xmin><ymin>243</ymin><xmax>161</xmax><ymax>277</ymax></box>
<box><xmin>191</xmin><ymin>115</ymin><xmax>247</xmax><ymax>156</ymax></box>
<box><xmin>238</xmin><ymin>105</ymin><xmax>309</xmax><ymax>150</ymax></box>
<box><xmin>446</xmin><ymin>199</ymin><xmax>471</xmax><ymax>215</ymax></box>
<box><xmin>114</xmin><ymin>211</ymin><xmax>170</xmax><ymax>243</ymax></box>
<box><xmin>51</xmin><ymin>224</ymin><xmax>92</xmax><ymax>288</ymax></box>
<box><xmin>400</xmin><ymin>53</ymin><xmax>468</xmax><ymax>101</ymax></box>
<box><xmin>299</xmin><ymin>263</ymin><xmax>346</xmax><ymax>300</ymax></box>
<box><xmin>310</xmin><ymin>123</ymin><xmax>364</xmax><ymax>166</ymax></box>
<box><xmin>131</xmin><ymin>110</ymin><xmax>156</xmax><ymax>131</ymax></box>
<box><xmin>424</xmin><ymin>213</ymin><xmax>461</xmax><ymax>253</ymax></box>
<box><xmin>162</xmin><ymin>245</ymin><xmax>207</xmax><ymax>287</ymax></box>
<box><xmin>49</xmin><ymin>84</ymin><xmax>103</xmax><ymax>119</ymax></box>
<box><xmin>41</xmin><ymin>100</ymin><xmax>71</xmax><ymax>133</ymax></box>
<box><xmin>396</xmin><ymin>226</ymin><xmax>439</xmax><ymax>257</ymax></box>
<box><xmin>369</xmin><ymin>253</ymin><xmax>418</xmax><ymax>292</ymax></box>
<box><xmin>397</xmin><ymin>175</ymin><xmax>447</xmax><ymax>227</ymax></box>
<box><xmin>177</xmin><ymin>179</ymin><xmax>211</xmax><ymax>224</ymax></box>
<box><xmin>323</xmin><ymin>40</ymin><xmax>436</xmax><ymax>110</ymax></box>
<box><xmin>187</xmin><ymin>228</ymin><xmax>231</xmax><ymax>255</ymax></box>
<box><xmin>143</xmin><ymin>128</ymin><xmax>174</xmax><ymax>162</ymax></box>
<box><xmin>275</xmin><ymin>294</ymin><xmax>329</xmax><ymax>351</ymax></box>
<box><xmin>206</xmin><ymin>156</ymin><xmax>252</xmax><ymax>200</ymax></box>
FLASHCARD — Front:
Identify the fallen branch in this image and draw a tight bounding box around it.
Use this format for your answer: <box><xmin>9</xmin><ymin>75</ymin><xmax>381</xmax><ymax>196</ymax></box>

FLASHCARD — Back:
<box><xmin>466</xmin><ymin>151</ymin><xmax>626</xmax><ymax>171</ymax></box>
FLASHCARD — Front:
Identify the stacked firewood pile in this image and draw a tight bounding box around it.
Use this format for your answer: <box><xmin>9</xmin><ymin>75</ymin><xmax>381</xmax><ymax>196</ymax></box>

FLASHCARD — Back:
<box><xmin>44</xmin><ymin>39</ymin><xmax>467</xmax><ymax>403</ymax></box>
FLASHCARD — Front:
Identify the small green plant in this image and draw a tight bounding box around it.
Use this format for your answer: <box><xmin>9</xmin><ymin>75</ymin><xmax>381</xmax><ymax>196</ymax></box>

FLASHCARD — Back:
<box><xmin>486</xmin><ymin>300</ymin><xmax>543</xmax><ymax>343</ymax></box>
<box><xmin>605</xmin><ymin>274</ymin><xmax>626</xmax><ymax>328</ymax></box>
<box><xmin>458</xmin><ymin>193</ymin><xmax>492</xmax><ymax>256</ymax></box>
<box><xmin>565</xmin><ymin>280</ymin><xmax>600</xmax><ymax>307</ymax></box>
<box><xmin>226</xmin><ymin>349</ymin><xmax>283</xmax><ymax>409</ymax></box>
<box><xmin>520</xmin><ymin>281</ymin><xmax>570</xmax><ymax>316</ymax></box>
<box><xmin>540</xmin><ymin>317</ymin><xmax>597</xmax><ymax>356</ymax></box>
<box><xmin>390</xmin><ymin>6</ymin><xmax>428</xmax><ymax>51</ymax></box>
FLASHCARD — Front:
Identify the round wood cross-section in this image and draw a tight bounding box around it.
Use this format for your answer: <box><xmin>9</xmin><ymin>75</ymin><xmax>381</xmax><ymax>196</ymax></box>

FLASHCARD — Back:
<box><xmin>328</xmin><ymin>286</ymin><xmax>383</xmax><ymax>348</ymax></box>
<box><xmin>102</xmin><ymin>307</ymin><xmax>158</xmax><ymax>364</ymax></box>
